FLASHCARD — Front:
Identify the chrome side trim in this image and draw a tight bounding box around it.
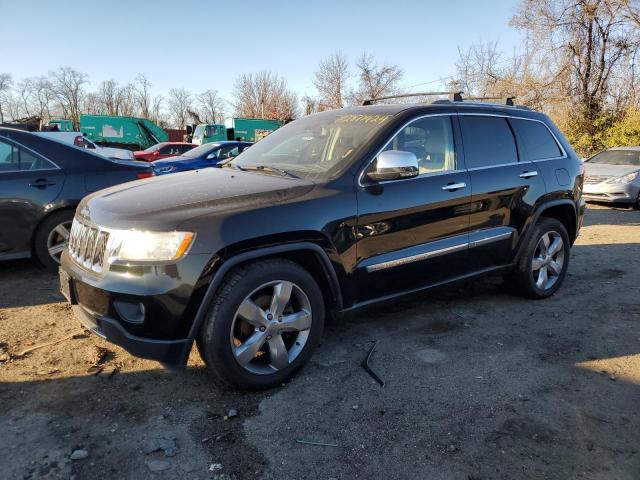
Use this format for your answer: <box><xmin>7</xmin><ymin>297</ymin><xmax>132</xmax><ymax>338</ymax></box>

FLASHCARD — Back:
<box><xmin>366</xmin><ymin>242</ymin><xmax>468</xmax><ymax>272</ymax></box>
<box><xmin>365</xmin><ymin>228</ymin><xmax>514</xmax><ymax>272</ymax></box>
<box><xmin>469</xmin><ymin>231</ymin><xmax>512</xmax><ymax>248</ymax></box>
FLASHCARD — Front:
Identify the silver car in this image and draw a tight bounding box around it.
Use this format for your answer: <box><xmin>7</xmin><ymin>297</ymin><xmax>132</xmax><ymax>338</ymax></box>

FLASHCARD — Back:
<box><xmin>583</xmin><ymin>147</ymin><xmax>640</xmax><ymax>209</ymax></box>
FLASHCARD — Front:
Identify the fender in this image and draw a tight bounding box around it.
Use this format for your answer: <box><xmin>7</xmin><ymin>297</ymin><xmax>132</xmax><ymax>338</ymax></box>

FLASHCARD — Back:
<box><xmin>185</xmin><ymin>241</ymin><xmax>344</xmax><ymax>343</ymax></box>
<box><xmin>513</xmin><ymin>198</ymin><xmax>577</xmax><ymax>264</ymax></box>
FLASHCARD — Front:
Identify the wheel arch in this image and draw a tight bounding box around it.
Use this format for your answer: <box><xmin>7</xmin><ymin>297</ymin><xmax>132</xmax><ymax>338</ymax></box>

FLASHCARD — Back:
<box><xmin>514</xmin><ymin>199</ymin><xmax>577</xmax><ymax>264</ymax></box>
<box><xmin>186</xmin><ymin>241</ymin><xmax>344</xmax><ymax>343</ymax></box>
<box><xmin>30</xmin><ymin>204</ymin><xmax>78</xmax><ymax>254</ymax></box>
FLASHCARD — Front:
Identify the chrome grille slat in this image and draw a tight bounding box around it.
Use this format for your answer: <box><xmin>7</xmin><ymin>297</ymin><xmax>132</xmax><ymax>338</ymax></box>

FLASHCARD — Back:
<box><xmin>584</xmin><ymin>175</ymin><xmax>610</xmax><ymax>184</ymax></box>
<box><xmin>68</xmin><ymin>219</ymin><xmax>109</xmax><ymax>273</ymax></box>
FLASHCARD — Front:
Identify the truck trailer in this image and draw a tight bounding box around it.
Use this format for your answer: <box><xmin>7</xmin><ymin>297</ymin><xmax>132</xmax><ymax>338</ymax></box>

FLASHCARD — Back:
<box><xmin>191</xmin><ymin>118</ymin><xmax>282</xmax><ymax>145</ymax></box>
<box><xmin>79</xmin><ymin>115</ymin><xmax>169</xmax><ymax>150</ymax></box>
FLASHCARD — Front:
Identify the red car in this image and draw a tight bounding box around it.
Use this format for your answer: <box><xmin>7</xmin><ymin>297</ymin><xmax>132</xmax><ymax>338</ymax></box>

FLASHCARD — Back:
<box><xmin>133</xmin><ymin>142</ymin><xmax>196</xmax><ymax>162</ymax></box>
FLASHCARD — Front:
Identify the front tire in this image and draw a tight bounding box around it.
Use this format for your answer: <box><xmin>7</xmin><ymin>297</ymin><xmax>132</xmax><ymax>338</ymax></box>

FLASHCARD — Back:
<box><xmin>197</xmin><ymin>259</ymin><xmax>325</xmax><ymax>390</ymax></box>
<box><xmin>510</xmin><ymin>217</ymin><xmax>571</xmax><ymax>299</ymax></box>
<box><xmin>33</xmin><ymin>210</ymin><xmax>74</xmax><ymax>271</ymax></box>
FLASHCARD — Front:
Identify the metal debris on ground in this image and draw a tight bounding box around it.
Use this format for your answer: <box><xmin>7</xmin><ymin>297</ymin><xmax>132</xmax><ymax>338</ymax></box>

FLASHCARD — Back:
<box><xmin>361</xmin><ymin>341</ymin><xmax>385</xmax><ymax>387</ymax></box>
<box><xmin>295</xmin><ymin>439</ymin><xmax>339</xmax><ymax>447</ymax></box>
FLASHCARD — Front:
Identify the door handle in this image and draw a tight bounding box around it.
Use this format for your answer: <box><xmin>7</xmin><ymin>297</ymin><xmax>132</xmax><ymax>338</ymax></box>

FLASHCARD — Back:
<box><xmin>29</xmin><ymin>179</ymin><xmax>56</xmax><ymax>188</ymax></box>
<box><xmin>519</xmin><ymin>171</ymin><xmax>538</xmax><ymax>179</ymax></box>
<box><xmin>442</xmin><ymin>182</ymin><xmax>467</xmax><ymax>191</ymax></box>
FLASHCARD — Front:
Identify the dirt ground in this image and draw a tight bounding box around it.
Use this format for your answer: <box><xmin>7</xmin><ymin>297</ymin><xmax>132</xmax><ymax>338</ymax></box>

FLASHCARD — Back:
<box><xmin>1</xmin><ymin>204</ymin><xmax>639</xmax><ymax>480</ymax></box>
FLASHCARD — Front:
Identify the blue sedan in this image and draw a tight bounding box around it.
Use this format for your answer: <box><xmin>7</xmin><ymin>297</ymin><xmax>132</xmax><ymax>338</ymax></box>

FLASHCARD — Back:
<box><xmin>152</xmin><ymin>141</ymin><xmax>253</xmax><ymax>175</ymax></box>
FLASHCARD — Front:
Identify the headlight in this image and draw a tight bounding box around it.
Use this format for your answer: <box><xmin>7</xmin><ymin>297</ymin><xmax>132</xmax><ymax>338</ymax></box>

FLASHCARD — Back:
<box><xmin>106</xmin><ymin>230</ymin><xmax>195</xmax><ymax>263</ymax></box>
<box><xmin>156</xmin><ymin>166</ymin><xmax>176</xmax><ymax>174</ymax></box>
<box><xmin>607</xmin><ymin>171</ymin><xmax>639</xmax><ymax>184</ymax></box>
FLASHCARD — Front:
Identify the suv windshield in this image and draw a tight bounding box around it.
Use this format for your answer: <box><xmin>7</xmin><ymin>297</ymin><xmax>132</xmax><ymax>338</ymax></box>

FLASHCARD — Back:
<box><xmin>588</xmin><ymin>149</ymin><xmax>640</xmax><ymax>166</ymax></box>
<box><xmin>229</xmin><ymin>111</ymin><xmax>392</xmax><ymax>180</ymax></box>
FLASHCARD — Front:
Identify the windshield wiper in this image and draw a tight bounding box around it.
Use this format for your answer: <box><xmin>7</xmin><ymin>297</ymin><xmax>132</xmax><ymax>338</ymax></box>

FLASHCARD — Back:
<box><xmin>240</xmin><ymin>165</ymin><xmax>299</xmax><ymax>178</ymax></box>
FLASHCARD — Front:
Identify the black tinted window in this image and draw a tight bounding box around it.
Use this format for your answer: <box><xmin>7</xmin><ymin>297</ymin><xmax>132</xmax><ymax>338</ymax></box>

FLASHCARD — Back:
<box><xmin>460</xmin><ymin>116</ymin><xmax>518</xmax><ymax>168</ymax></box>
<box><xmin>511</xmin><ymin>119</ymin><xmax>562</xmax><ymax>160</ymax></box>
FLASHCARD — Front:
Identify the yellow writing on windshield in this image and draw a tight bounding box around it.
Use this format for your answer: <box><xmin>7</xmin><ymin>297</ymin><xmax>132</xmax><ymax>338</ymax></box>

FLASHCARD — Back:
<box><xmin>335</xmin><ymin>114</ymin><xmax>390</xmax><ymax>125</ymax></box>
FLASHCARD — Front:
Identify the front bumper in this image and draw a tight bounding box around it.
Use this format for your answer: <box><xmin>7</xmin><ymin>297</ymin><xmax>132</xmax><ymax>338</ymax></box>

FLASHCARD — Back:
<box><xmin>583</xmin><ymin>182</ymin><xmax>640</xmax><ymax>204</ymax></box>
<box><xmin>60</xmin><ymin>251</ymin><xmax>213</xmax><ymax>365</ymax></box>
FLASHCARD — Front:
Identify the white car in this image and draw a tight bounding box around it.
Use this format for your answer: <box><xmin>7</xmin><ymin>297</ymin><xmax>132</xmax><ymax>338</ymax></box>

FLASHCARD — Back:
<box><xmin>35</xmin><ymin>132</ymin><xmax>135</xmax><ymax>160</ymax></box>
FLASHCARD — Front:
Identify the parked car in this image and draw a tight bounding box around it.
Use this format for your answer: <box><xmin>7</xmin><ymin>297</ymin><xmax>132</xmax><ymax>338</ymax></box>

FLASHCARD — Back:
<box><xmin>35</xmin><ymin>131</ymin><xmax>135</xmax><ymax>160</ymax></box>
<box><xmin>582</xmin><ymin>147</ymin><xmax>640</xmax><ymax>209</ymax></box>
<box><xmin>0</xmin><ymin>127</ymin><xmax>154</xmax><ymax>270</ymax></box>
<box><xmin>60</xmin><ymin>99</ymin><xmax>585</xmax><ymax>390</ymax></box>
<box><xmin>152</xmin><ymin>141</ymin><xmax>252</xmax><ymax>175</ymax></box>
<box><xmin>133</xmin><ymin>142</ymin><xmax>196</xmax><ymax>162</ymax></box>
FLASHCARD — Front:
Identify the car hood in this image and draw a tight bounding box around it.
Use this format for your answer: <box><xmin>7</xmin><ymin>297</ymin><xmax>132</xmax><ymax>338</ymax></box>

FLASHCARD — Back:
<box><xmin>77</xmin><ymin>167</ymin><xmax>315</xmax><ymax>230</ymax></box>
<box><xmin>584</xmin><ymin>162</ymin><xmax>640</xmax><ymax>178</ymax></box>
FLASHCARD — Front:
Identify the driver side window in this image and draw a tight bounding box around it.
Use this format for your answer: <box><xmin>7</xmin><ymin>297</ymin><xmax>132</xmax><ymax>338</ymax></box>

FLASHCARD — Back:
<box><xmin>383</xmin><ymin>116</ymin><xmax>456</xmax><ymax>176</ymax></box>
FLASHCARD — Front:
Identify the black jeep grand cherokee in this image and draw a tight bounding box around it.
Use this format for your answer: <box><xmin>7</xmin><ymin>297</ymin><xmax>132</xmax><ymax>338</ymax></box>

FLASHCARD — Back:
<box><xmin>60</xmin><ymin>100</ymin><xmax>585</xmax><ymax>389</ymax></box>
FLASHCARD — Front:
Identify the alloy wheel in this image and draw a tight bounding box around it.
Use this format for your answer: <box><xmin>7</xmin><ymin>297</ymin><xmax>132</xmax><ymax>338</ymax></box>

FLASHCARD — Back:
<box><xmin>46</xmin><ymin>220</ymin><xmax>72</xmax><ymax>265</ymax></box>
<box><xmin>531</xmin><ymin>230</ymin><xmax>565</xmax><ymax>290</ymax></box>
<box><xmin>230</xmin><ymin>280</ymin><xmax>312</xmax><ymax>375</ymax></box>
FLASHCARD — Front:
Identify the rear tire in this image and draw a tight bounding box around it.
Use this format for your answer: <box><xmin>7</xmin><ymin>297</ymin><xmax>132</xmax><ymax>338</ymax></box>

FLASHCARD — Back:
<box><xmin>197</xmin><ymin>259</ymin><xmax>324</xmax><ymax>390</ymax></box>
<box><xmin>33</xmin><ymin>210</ymin><xmax>74</xmax><ymax>272</ymax></box>
<box><xmin>509</xmin><ymin>217</ymin><xmax>570</xmax><ymax>299</ymax></box>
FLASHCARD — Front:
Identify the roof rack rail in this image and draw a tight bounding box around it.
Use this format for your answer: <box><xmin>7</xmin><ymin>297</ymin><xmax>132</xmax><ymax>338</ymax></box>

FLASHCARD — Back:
<box><xmin>362</xmin><ymin>91</ymin><xmax>463</xmax><ymax>106</ymax></box>
<box><xmin>463</xmin><ymin>96</ymin><xmax>516</xmax><ymax>106</ymax></box>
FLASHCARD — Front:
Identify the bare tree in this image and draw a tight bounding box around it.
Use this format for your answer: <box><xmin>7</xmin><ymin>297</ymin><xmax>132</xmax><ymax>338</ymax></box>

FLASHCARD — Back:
<box><xmin>197</xmin><ymin>89</ymin><xmax>226</xmax><ymax>124</ymax></box>
<box><xmin>0</xmin><ymin>73</ymin><xmax>11</xmax><ymax>122</ymax></box>
<box><xmin>313</xmin><ymin>51</ymin><xmax>350</xmax><ymax>109</ymax></box>
<box><xmin>134</xmin><ymin>74</ymin><xmax>152</xmax><ymax>118</ymax></box>
<box><xmin>512</xmin><ymin>0</ymin><xmax>638</xmax><ymax>121</ymax></box>
<box><xmin>97</xmin><ymin>79</ymin><xmax>122</xmax><ymax>115</ymax></box>
<box><xmin>301</xmin><ymin>95</ymin><xmax>319</xmax><ymax>116</ymax></box>
<box><xmin>167</xmin><ymin>88</ymin><xmax>193</xmax><ymax>128</ymax></box>
<box><xmin>118</xmin><ymin>83</ymin><xmax>137</xmax><ymax>117</ymax></box>
<box><xmin>351</xmin><ymin>53</ymin><xmax>404</xmax><ymax>104</ymax></box>
<box><xmin>50</xmin><ymin>67</ymin><xmax>88</xmax><ymax>128</ymax></box>
<box><xmin>232</xmin><ymin>71</ymin><xmax>298</xmax><ymax>121</ymax></box>
<box><xmin>150</xmin><ymin>95</ymin><xmax>165</xmax><ymax>125</ymax></box>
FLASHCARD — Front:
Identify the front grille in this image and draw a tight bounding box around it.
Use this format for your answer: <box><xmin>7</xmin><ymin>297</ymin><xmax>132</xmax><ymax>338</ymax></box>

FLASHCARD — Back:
<box><xmin>68</xmin><ymin>219</ymin><xmax>109</xmax><ymax>273</ymax></box>
<box><xmin>584</xmin><ymin>175</ymin><xmax>610</xmax><ymax>184</ymax></box>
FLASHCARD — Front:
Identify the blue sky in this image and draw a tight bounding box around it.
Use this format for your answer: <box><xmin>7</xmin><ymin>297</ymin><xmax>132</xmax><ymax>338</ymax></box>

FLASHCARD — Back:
<box><xmin>0</xmin><ymin>0</ymin><xmax>523</xmax><ymax>100</ymax></box>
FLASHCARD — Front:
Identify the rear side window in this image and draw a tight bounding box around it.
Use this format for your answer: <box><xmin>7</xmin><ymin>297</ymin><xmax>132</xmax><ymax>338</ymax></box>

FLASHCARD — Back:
<box><xmin>459</xmin><ymin>116</ymin><xmax>518</xmax><ymax>168</ymax></box>
<box><xmin>20</xmin><ymin>148</ymin><xmax>57</xmax><ymax>170</ymax></box>
<box><xmin>511</xmin><ymin>119</ymin><xmax>562</xmax><ymax>160</ymax></box>
<box><xmin>0</xmin><ymin>140</ymin><xmax>18</xmax><ymax>171</ymax></box>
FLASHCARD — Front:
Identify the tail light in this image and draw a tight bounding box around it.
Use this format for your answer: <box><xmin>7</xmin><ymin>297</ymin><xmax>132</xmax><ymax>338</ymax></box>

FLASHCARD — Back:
<box><xmin>136</xmin><ymin>171</ymin><xmax>154</xmax><ymax>179</ymax></box>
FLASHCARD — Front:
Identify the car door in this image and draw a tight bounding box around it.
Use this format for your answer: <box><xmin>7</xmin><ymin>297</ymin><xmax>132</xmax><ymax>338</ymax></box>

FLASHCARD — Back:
<box><xmin>459</xmin><ymin>114</ymin><xmax>547</xmax><ymax>270</ymax></box>
<box><xmin>0</xmin><ymin>138</ymin><xmax>65</xmax><ymax>258</ymax></box>
<box><xmin>354</xmin><ymin>114</ymin><xmax>472</xmax><ymax>303</ymax></box>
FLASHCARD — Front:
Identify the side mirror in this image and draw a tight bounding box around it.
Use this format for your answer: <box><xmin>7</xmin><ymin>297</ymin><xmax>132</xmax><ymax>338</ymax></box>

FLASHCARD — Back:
<box><xmin>206</xmin><ymin>153</ymin><xmax>218</xmax><ymax>161</ymax></box>
<box><xmin>366</xmin><ymin>150</ymin><xmax>419</xmax><ymax>182</ymax></box>
<box><xmin>153</xmin><ymin>150</ymin><xmax>160</xmax><ymax>156</ymax></box>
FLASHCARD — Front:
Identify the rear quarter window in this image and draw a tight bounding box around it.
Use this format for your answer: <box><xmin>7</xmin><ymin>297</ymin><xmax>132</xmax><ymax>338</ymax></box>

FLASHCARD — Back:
<box><xmin>459</xmin><ymin>116</ymin><xmax>518</xmax><ymax>168</ymax></box>
<box><xmin>511</xmin><ymin>118</ymin><xmax>562</xmax><ymax>161</ymax></box>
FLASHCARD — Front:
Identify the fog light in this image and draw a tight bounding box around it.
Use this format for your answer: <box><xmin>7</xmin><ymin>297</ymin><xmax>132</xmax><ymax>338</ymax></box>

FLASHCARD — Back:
<box><xmin>113</xmin><ymin>299</ymin><xmax>146</xmax><ymax>324</ymax></box>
